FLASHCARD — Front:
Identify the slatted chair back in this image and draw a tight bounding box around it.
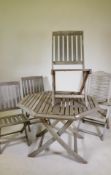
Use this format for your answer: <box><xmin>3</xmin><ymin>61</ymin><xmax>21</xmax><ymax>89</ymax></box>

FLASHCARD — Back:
<box><xmin>52</xmin><ymin>31</ymin><xmax>84</xmax><ymax>65</ymax></box>
<box><xmin>0</xmin><ymin>81</ymin><xmax>21</xmax><ymax>111</ymax></box>
<box><xmin>21</xmin><ymin>76</ymin><xmax>44</xmax><ymax>97</ymax></box>
<box><xmin>86</xmin><ymin>71</ymin><xmax>111</xmax><ymax>103</ymax></box>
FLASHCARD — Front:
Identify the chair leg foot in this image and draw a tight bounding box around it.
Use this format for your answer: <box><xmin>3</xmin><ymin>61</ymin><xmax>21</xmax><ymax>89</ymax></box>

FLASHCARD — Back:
<box><xmin>100</xmin><ymin>126</ymin><xmax>106</xmax><ymax>141</ymax></box>
<box><xmin>24</xmin><ymin>124</ymin><xmax>31</xmax><ymax>146</ymax></box>
<box><xmin>106</xmin><ymin>119</ymin><xmax>110</xmax><ymax>129</ymax></box>
<box><xmin>100</xmin><ymin>135</ymin><xmax>104</xmax><ymax>141</ymax></box>
<box><xmin>77</xmin><ymin>120</ymin><xmax>81</xmax><ymax>129</ymax></box>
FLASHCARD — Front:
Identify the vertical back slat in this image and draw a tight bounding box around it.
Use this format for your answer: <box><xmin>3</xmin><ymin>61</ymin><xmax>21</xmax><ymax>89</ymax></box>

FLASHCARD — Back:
<box><xmin>75</xmin><ymin>35</ymin><xmax>78</xmax><ymax>62</ymax></box>
<box><xmin>64</xmin><ymin>34</ymin><xmax>67</xmax><ymax>62</ymax></box>
<box><xmin>80</xmin><ymin>35</ymin><xmax>83</xmax><ymax>62</ymax></box>
<box><xmin>31</xmin><ymin>79</ymin><xmax>34</xmax><ymax>93</ymax></box>
<box><xmin>23</xmin><ymin>80</ymin><xmax>26</xmax><ymax>96</ymax></box>
<box><xmin>52</xmin><ymin>35</ymin><xmax>55</xmax><ymax>62</ymax></box>
<box><xmin>68</xmin><ymin>34</ymin><xmax>72</xmax><ymax>62</ymax></box>
<box><xmin>34</xmin><ymin>79</ymin><xmax>38</xmax><ymax>92</ymax></box>
<box><xmin>66</xmin><ymin>35</ymin><xmax>69</xmax><ymax>61</ymax></box>
<box><xmin>9</xmin><ymin>85</ymin><xmax>15</xmax><ymax>108</ymax></box>
<box><xmin>77</xmin><ymin>35</ymin><xmax>81</xmax><ymax>62</ymax></box>
<box><xmin>59</xmin><ymin>35</ymin><xmax>63</xmax><ymax>61</ymax></box>
<box><xmin>62</xmin><ymin>35</ymin><xmax>64</xmax><ymax>61</ymax></box>
<box><xmin>73</xmin><ymin>35</ymin><xmax>76</xmax><ymax>62</ymax></box>
<box><xmin>58</xmin><ymin>35</ymin><xmax>60</xmax><ymax>61</ymax></box>
<box><xmin>27</xmin><ymin>80</ymin><xmax>30</xmax><ymax>94</ymax></box>
<box><xmin>55</xmin><ymin>35</ymin><xmax>58</xmax><ymax>62</ymax></box>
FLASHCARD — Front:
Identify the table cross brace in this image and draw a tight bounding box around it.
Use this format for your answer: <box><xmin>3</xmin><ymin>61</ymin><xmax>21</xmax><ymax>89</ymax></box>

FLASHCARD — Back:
<box><xmin>28</xmin><ymin>119</ymin><xmax>87</xmax><ymax>164</ymax></box>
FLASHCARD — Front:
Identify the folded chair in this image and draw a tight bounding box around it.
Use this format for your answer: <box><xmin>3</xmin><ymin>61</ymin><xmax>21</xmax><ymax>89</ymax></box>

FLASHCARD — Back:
<box><xmin>0</xmin><ymin>81</ymin><xmax>29</xmax><ymax>153</ymax></box>
<box><xmin>51</xmin><ymin>31</ymin><xmax>91</xmax><ymax>105</ymax></box>
<box><xmin>78</xmin><ymin>71</ymin><xmax>111</xmax><ymax>140</ymax></box>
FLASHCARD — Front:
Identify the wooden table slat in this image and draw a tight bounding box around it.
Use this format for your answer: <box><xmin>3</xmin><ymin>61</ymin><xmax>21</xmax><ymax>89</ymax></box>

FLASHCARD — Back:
<box><xmin>65</xmin><ymin>98</ymin><xmax>70</xmax><ymax>116</ymax></box>
<box><xmin>42</xmin><ymin>93</ymin><xmax>52</xmax><ymax>114</ymax></box>
<box><xmin>60</xmin><ymin>98</ymin><xmax>65</xmax><ymax>115</ymax></box>
<box><xmin>27</xmin><ymin>93</ymin><xmax>42</xmax><ymax>109</ymax></box>
<box><xmin>39</xmin><ymin>92</ymin><xmax>51</xmax><ymax>113</ymax></box>
<box><xmin>34</xmin><ymin>92</ymin><xmax>50</xmax><ymax>113</ymax></box>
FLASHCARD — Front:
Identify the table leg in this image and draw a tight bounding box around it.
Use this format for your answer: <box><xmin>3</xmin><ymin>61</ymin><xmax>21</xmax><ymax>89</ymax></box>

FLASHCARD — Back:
<box><xmin>28</xmin><ymin>119</ymin><xmax>87</xmax><ymax>164</ymax></box>
<box><xmin>61</xmin><ymin>121</ymin><xmax>83</xmax><ymax>139</ymax></box>
<box><xmin>36</xmin><ymin>120</ymin><xmax>59</xmax><ymax>137</ymax></box>
<box><xmin>28</xmin><ymin>120</ymin><xmax>72</xmax><ymax>157</ymax></box>
<box><xmin>74</xmin><ymin>133</ymin><xmax>78</xmax><ymax>153</ymax></box>
<box><xmin>43</xmin><ymin>120</ymin><xmax>87</xmax><ymax>164</ymax></box>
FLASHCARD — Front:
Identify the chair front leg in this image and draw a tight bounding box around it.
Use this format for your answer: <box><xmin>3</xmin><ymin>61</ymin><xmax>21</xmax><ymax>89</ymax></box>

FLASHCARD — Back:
<box><xmin>106</xmin><ymin>108</ymin><xmax>110</xmax><ymax>129</ymax></box>
<box><xmin>24</xmin><ymin>123</ymin><xmax>30</xmax><ymax>146</ymax></box>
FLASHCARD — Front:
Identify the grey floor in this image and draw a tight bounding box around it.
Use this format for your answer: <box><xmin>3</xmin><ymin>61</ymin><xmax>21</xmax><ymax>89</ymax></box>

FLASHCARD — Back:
<box><xmin>0</xmin><ymin>122</ymin><xmax>111</xmax><ymax>175</ymax></box>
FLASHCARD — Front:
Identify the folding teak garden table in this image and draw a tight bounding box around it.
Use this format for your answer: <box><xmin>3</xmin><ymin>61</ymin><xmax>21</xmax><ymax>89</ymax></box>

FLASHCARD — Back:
<box><xmin>18</xmin><ymin>91</ymin><xmax>98</xmax><ymax>163</ymax></box>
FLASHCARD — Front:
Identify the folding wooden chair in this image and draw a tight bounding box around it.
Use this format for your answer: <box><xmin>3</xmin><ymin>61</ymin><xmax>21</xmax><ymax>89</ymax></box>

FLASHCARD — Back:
<box><xmin>51</xmin><ymin>31</ymin><xmax>91</xmax><ymax>105</ymax></box>
<box><xmin>78</xmin><ymin>71</ymin><xmax>111</xmax><ymax>140</ymax></box>
<box><xmin>0</xmin><ymin>81</ymin><xmax>29</xmax><ymax>153</ymax></box>
<box><xmin>21</xmin><ymin>76</ymin><xmax>44</xmax><ymax>125</ymax></box>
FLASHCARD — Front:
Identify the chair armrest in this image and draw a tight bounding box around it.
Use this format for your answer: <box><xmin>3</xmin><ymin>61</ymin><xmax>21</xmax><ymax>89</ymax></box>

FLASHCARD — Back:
<box><xmin>99</xmin><ymin>101</ymin><xmax>111</xmax><ymax>106</ymax></box>
<box><xmin>98</xmin><ymin>101</ymin><xmax>111</xmax><ymax>111</ymax></box>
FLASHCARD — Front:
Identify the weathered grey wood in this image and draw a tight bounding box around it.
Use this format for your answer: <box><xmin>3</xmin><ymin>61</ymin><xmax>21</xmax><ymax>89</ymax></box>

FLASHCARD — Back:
<box><xmin>0</xmin><ymin>128</ymin><xmax>1</xmax><ymax>153</ymax></box>
<box><xmin>18</xmin><ymin>91</ymin><xmax>98</xmax><ymax>163</ymax></box>
<box><xmin>52</xmin><ymin>31</ymin><xmax>84</xmax><ymax>64</ymax></box>
<box><xmin>21</xmin><ymin>76</ymin><xmax>44</xmax><ymax>97</ymax></box>
<box><xmin>18</xmin><ymin>92</ymin><xmax>98</xmax><ymax>120</ymax></box>
<box><xmin>51</xmin><ymin>69</ymin><xmax>91</xmax><ymax>104</ymax></box>
<box><xmin>78</xmin><ymin>71</ymin><xmax>111</xmax><ymax>140</ymax></box>
<box><xmin>0</xmin><ymin>114</ymin><xmax>28</xmax><ymax>128</ymax></box>
<box><xmin>0</xmin><ymin>81</ymin><xmax>20</xmax><ymax>111</ymax></box>
<box><xmin>36</xmin><ymin>120</ymin><xmax>59</xmax><ymax>138</ymax></box>
<box><xmin>51</xmin><ymin>31</ymin><xmax>87</xmax><ymax>105</ymax></box>
<box><xmin>52</xmin><ymin>61</ymin><xmax>84</xmax><ymax>64</ymax></box>
<box><xmin>42</xmin><ymin>120</ymin><xmax>87</xmax><ymax>163</ymax></box>
<box><xmin>61</xmin><ymin>120</ymin><xmax>83</xmax><ymax>139</ymax></box>
<box><xmin>0</xmin><ymin>81</ymin><xmax>29</xmax><ymax>152</ymax></box>
<box><xmin>51</xmin><ymin>69</ymin><xmax>90</xmax><ymax>71</ymax></box>
<box><xmin>21</xmin><ymin>76</ymin><xmax>44</xmax><ymax>131</ymax></box>
<box><xmin>55</xmin><ymin>94</ymin><xmax>84</xmax><ymax>98</ymax></box>
<box><xmin>74</xmin><ymin>134</ymin><xmax>78</xmax><ymax>153</ymax></box>
<box><xmin>28</xmin><ymin>119</ymin><xmax>73</xmax><ymax>157</ymax></box>
<box><xmin>24</xmin><ymin>123</ymin><xmax>30</xmax><ymax>145</ymax></box>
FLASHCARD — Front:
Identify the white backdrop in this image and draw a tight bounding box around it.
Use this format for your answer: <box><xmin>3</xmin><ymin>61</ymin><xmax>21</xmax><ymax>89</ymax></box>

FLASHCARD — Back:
<box><xmin>0</xmin><ymin>0</ymin><xmax>111</xmax><ymax>90</ymax></box>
